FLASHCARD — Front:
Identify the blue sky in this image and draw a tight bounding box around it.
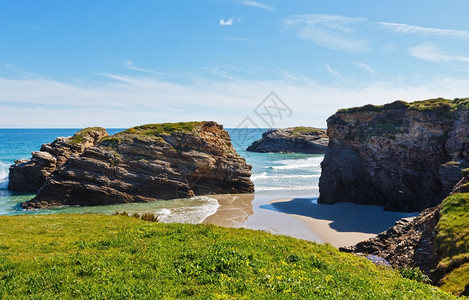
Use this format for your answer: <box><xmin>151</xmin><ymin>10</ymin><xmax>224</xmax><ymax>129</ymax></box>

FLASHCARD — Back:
<box><xmin>1</xmin><ymin>0</ymin><xmax>469</xmax><ymax>128</ymax></box>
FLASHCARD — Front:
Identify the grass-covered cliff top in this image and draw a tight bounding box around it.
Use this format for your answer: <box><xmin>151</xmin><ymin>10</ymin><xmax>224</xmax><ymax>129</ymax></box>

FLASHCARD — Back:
<box><xmin>69</xmin><ymin>127</ymin><xmax>107</xmax><ymax>145</ymax></box>
<box><xmin>337</xmin><ymin>98</ymin><xmax>469</xmax><ymax>114</ymax></box>
<box><xmin>0</xmin><ymin>214</ymin><xmax>455</xmax><ymax>299</ymax></box>
<box><xmin>101</xmin><ymin>121</ymin><xmax>210</xmax><ymax>144</ymax></box>
<box><xmin>290</xmin><ymin>126</ymin><xmax>325</xmax><ymax>136</ymax></box>
<box><xmin>436</xmin><ymin>191</ymin><xmax>469</xmax><ymax>295</ymax></box>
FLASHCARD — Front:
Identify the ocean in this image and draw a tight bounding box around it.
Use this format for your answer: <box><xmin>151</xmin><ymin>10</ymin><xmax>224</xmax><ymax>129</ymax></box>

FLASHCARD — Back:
<box><xmin>0</xmin><ymin>128</ymin><xmax>322</xmax><ymax>222</ymax></box>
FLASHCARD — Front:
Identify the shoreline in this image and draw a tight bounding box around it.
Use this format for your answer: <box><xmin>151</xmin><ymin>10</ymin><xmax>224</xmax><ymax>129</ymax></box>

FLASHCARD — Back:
<box><xmin>202</xmin><ymin>193</ymin><xmax>418</xmax><ymax>248</ymax></box>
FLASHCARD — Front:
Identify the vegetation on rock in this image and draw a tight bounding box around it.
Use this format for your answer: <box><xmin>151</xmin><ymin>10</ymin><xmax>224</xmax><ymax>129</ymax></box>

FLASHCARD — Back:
<box><xmin>0</xmin><ymin>214</ymin><xmax>456</xmax><ymax>299</ymax></box>
<box><xmin>436</xmin><ymin>192</ymin><xmax>469</xmax><ymax>295</ymax></box>
<box><xmin>337</xmin><ymin>98</ymin><xmax>469</xmax><ymax>114</ymax></box>
<box><xmin>68</xmin><ymin>127</ymin><xmax>107</xmax><ymax>145</ymax></box>
<box><xmin>291</xmin><ymin>126</ymin><xmax>323</xmax><ymax>137</ymax></box>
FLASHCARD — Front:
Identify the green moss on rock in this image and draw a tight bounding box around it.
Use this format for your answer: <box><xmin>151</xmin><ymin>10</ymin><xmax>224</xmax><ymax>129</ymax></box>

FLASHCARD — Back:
<box><xmin>337</xmin><ymin>98</ymin><xmax>468</xmax><ymax>115</ymax></box>
<box><xmin>101</xmin><ymin>121</ymin><xmax>208</xmax><ymax>145</ymax></box>
<box><xmin>291</xmin><ymin>126</ymin><xmax>323</xmax><ymax>137</ymax></box>
<box><xmin>68</xmin><ymin>127</ymin><xmax>106</xmax><ymax>145</ymax></box>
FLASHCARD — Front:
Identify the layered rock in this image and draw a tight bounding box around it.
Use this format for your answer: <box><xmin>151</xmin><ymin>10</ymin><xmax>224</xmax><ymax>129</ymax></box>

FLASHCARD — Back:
<box><xmin>8</xmin><ymin>127</ymin><xmax>108</xmax><ymax>193</ymax></box>
<box><xmin>22</xmin><ymin>121</ymin><xmax>254</xmax><ymax>209</ymax></box>
<box><xmin>319</xmin><ymin>98</ymin><xmax>469</xmax><ymax>212</ymax></box>
<box><xmin>246</xmin><ymin>127</ymin><xmax>328</xmax><ymax>154</ymax></box>
<box><xmin>340</xmin><ymin>206</ymin><xmax>440</xmax><ymax>277</ymax></box>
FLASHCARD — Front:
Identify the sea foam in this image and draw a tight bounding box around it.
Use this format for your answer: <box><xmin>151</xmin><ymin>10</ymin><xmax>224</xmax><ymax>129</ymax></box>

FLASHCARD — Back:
<box><xmin>157</xmin><ymin>196</ymin><xmax>220</xmax><ymax>224</ymax></box>
<box><xmin>0</xmin><ymin>162</ymin><xmax>9</xmax><ymax>190</ymax></box>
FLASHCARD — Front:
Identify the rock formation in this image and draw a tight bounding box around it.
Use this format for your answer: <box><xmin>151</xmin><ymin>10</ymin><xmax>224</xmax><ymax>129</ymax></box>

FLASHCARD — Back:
<box><xmin>246</xmin><ymin>127</ymin><xmax>328</xmax><ymax>154</ymax></box>
<box><xmin>340</xmin><ymin>206</ymin><xmax>440</xmax><ymax>278</ymax></box>
<box><xmin>8</xmin><ymin>127</ymin><xmax>108</xmax><ymax>193</ymax></box>
<box><xmin>22</xmin><ymin>121</ymin><xmax>254</xmax><ymax>209</ymax></box>
<box><xmin>319</xmin><ymin>98</ymin><xmax>469</xmax><ymax>212</ymax></box>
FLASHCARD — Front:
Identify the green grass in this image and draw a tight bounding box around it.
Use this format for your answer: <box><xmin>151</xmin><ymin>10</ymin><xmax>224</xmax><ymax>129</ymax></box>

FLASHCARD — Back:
<box><xmin>68</xmin><ymin>127</ymin><xmax>106</xmax><ymax>145</ymax></box>
<box><xmin>123</xmin><ymin>121</ymin><xmax>206</xmax><ymax>136</ymax></box>
<box><xmin>291</xmin><ymin>126</ymin><xmax>323</xmax><ymax>137</ymax></box>
<box><xmin>100</xmin><ymin>121</ymin><xmax>207</xmax><ymax>144</ymax></box>
<box><xmin>0</xmin><ymin>214</ymin><xmax>455</xmax><ymax>299</ymax></box>
<box><xmin>436</xmin><ymin>192</ymin><xmax>469</xmax><ymax>295</ymax></box>
<box><xmin>437</xmin><ymin>193</ymin><xmax>469</xmax><ymax>259</ymax></box>
<box><xmin>336</xmin><ymin>98</ymin><xmax>468</xmax><ymax>114</ymax></box>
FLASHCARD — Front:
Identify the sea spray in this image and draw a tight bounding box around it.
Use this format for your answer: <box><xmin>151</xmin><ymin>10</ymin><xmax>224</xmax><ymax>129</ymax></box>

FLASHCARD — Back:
<box><xmin>0</xmin><ymin>162</ymin><xmax>9</xmax><ymax>190</ymax></box>
<box><xmin>157</xmin><ymin>196</ymin><xmax>220</xmax><ymax>224</ymax></box>
<box><xmin>270</xmin><ymin>156</ymin><xmax>324</xmax><ymax>170</ymax></box>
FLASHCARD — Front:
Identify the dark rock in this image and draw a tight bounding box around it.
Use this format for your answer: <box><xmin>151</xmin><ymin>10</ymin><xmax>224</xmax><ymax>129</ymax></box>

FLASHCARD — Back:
<box><xmin>319</xmin><ymin>98</ymin><xmax>469</xmax><ymax>212</ymax></box>
<box><xmin>8</xmin><ymin>127</ymin><xmax>108</xmax><ymax>193</ymax></box>
<box><xmin>21</xmin><ymin>121</ymin><xmax>254</xmax><ymax>209</ymax></box>
<box><xmin>246</xmin><ymin>127</ymin><xmax>328</xmax><ymax>154</ymax></box>
<box><xmin>340</xmin><ymin>205</ymin><xmax>440</xmax><ymax>281</ymax></box>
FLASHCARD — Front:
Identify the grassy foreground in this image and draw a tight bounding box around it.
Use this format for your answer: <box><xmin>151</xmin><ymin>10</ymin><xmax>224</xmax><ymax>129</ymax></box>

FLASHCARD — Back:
<box><xmin>0</xmin><ymin>214</ymin><xmax>455</xmax><ymax>299</ymax></box>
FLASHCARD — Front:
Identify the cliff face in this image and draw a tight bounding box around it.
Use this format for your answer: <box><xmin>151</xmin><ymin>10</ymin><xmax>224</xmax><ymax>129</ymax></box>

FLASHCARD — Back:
<box><xmin>8</xmin><ymin>127</ymin><xmax>108</xmax><ymax>193</ymax></box>
<box><xmin>22</xmin><ymin>121</ymin><xmax>254</xmax><ymax>209</ymax></box>
<box><xmin>246</xmin><ymin>127</ymin><xmax>328</xmax><ymax>154</ymax></box>
<box><xmin>319</xmin><ymin>98</ymin><xmax>469</xmax><ymax>212</ymax></box>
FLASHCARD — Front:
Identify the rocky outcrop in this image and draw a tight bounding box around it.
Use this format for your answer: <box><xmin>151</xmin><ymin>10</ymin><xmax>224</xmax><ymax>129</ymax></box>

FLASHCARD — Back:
<box><xmin>22</xmin><ymin>121</ymin><xmax>254</xmax><ymax>209</ymax></box>
<box><xmin>319</xmin><ymin>98</ymin><xmax>469</xmax><ymax>212</ymax></box>
<box><xmin>246</xmin><ymin>127</ymin><xmax>328</xmax><ymax>154</ymax></box>
<box><xmin>340</xmin><ymin>170</ymin><xmax>469</xmax><ymax>293</ymax></box>
<box><xmin>340</xmin><ymin>206</ymin><xmax>440</xmax><ymax>278</ymax></box>
<box><xmin>8</xmin><ymin>127</ymin><xmax>108</xmax><ymax>193</ymax></box>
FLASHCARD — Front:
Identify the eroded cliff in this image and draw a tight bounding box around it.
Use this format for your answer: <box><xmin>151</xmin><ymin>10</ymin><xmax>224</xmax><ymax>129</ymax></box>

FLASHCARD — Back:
<box><xmin>319</xmin><ymin>98</ymin><xmax>469</xmax><ymax>212</ymax></box>
<box><xmin>8</xmin><ymin>127</ymin><xmax>108</xmax><ymax>193</ymax></box>
<box><xmin>22</xmin><ymin>121</ymin><xmax>254</xmax><ymax>209</ymax></box>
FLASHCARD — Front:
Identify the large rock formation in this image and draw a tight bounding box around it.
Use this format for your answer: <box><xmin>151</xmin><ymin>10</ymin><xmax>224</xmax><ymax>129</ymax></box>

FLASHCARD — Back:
<box><xmin>22</xmin><ymin>121</ymin><xmax>254</xmax><ymax>209</ymax></box>
<box><xmin>246</xmin><ymin>127</ymin><xmax>328</xmax><ymax>154</ymax></box>
<box><xmin>8</xmin><ymin>127</ymin><xmax>108</xmax><ymax>193</ymax></box>
<box><xmin>319</xmin><ymin>98</ymin><xmax>469</xmax><ymax>212</ymax></box>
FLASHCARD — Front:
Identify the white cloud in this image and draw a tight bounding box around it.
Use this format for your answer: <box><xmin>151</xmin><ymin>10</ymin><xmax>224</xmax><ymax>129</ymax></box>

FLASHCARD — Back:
<box><xmin>325</xmin><ymin>65</ymin><xmax>341</xmax><ymax>77</ymax></box>
<box><xmin>220</xmin><ymin>17</ymin><xmax>241</xmax><ymax>26</ymax></box>
<box><xmin>378</xmin><ymin>22</ymin><xmax>469</xmax><ymax>38</ymax></box>
<box><xmin>409</xmin><ymin>42</ymin><xmax>469</xmax><ymax>63</ymax></box>
<box><xmin>1</xmin><ymin>71</ymin><xmax>468</xmax><ymax>128</ymax></box>
<box><xmin>241</xmin><ymin>1</ymin><xmax>272</xmax><ymax>11</ymax></box>
<box><xmin>353</xmin><ymin>62</ymin><xmax>374</xmax><ymax>74</ymax></box>
<box><xmin>283</xmin><ymin>14</ymin><xmax>369</xmax><ymax>53</ymax></box>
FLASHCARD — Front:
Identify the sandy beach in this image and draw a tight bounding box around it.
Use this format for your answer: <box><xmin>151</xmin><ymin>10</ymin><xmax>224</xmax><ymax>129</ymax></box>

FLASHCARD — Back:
<box><xmin>202</xmin><ymin>193</ymin><xmax>254</xmax><ymax>228</ymax></box>
<box><xmin>202</xmin><ymin>193</ymin><xmax>418</xmax><ymax>248</ymax></box>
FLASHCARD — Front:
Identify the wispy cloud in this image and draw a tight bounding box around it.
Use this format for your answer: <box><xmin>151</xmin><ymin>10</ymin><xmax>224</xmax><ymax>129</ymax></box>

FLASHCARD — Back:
<box><xmin>219</xmin><ymin>17</ymin><xmax>241</xmax><ymax>26</ymax></box>
<box><xmin>325</xmin><ymin>64</ymin><xmax>341</xmax><ymax>77</ymax></box>
<box><xmin>1</xmin><ymin>72</ymin><xmax>468</xmax><ymax>128</ymax></box>
<box><xmin>125</xmin><ymin>61</ymin><xmax>169</xmax><ymax>76</ymax></box>
<box><xmin>409</xmin><ymin>42</ymin><xmax>469</xmax><ymax>63</ymax></box>
<box><xmin>378</xmin><ymin>22</ymin><xmax>469</xmax><ymax>38</ymax></box>
<box><xmin>353</xmin><ymin>62</ymin><xmax>374</xmax><ymax>74</ymax></box>
<box><xmin>241</xmin><ymin>1</ymin><xmax>273</xmax><ymax>11</ymax></box>
<box><xmin>283</xmin><ymin>14</ymin><xmax>369</xmax><ymax>53</ymax></box>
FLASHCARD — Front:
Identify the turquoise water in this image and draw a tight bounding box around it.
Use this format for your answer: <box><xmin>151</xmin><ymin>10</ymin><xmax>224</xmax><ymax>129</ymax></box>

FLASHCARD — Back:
<box><xmin>0</xmin><ymin>128</ymin><xmax>322</xmax><ymax>221</ymax></box>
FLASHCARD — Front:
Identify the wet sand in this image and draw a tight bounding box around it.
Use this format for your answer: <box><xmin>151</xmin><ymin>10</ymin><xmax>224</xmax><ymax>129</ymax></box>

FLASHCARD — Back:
<box><xmin>268</xmin><ymin>198</ymin><xmax>418</xmax><ymax>247</ymax></box>
<box><xmin>202</xmin><ymin>193</ymin><xmax>418</xmax><ymax>248</ymax></box>
<box><xmin>202</xmin><ymin>194</ymin><xmax>255</xmax><ymax>228</ymax></box>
